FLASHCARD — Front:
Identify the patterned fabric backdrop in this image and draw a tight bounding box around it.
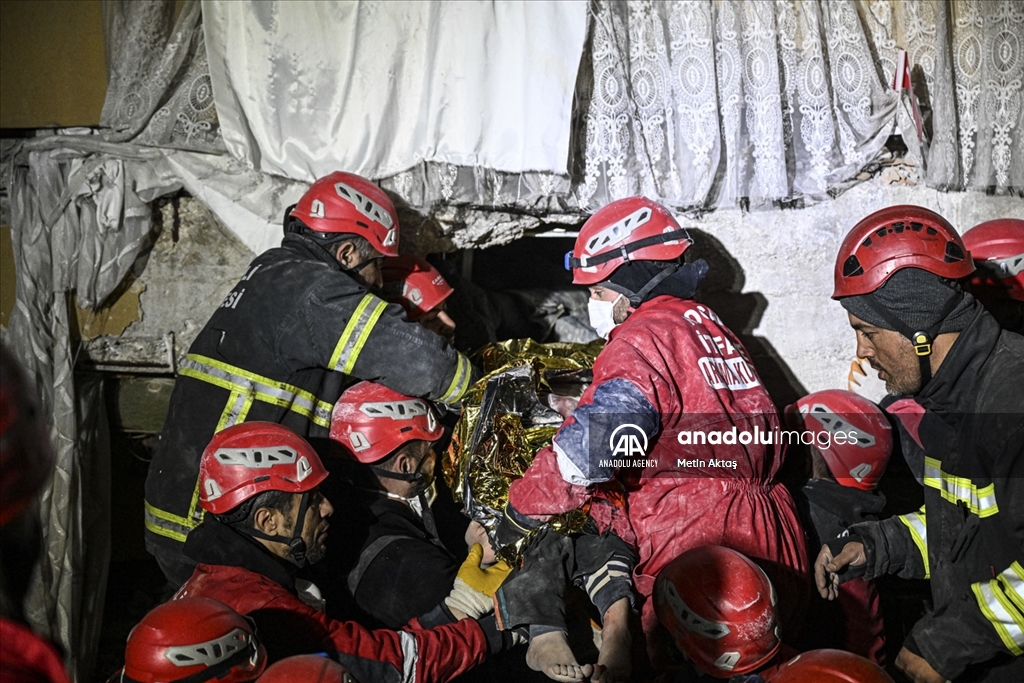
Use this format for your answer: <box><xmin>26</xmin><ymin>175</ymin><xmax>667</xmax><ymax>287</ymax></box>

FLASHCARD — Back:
<box><xmin>100</xmin><ymin>0</ymin><xmax>1022</xmax><ymax>210</ymax></box>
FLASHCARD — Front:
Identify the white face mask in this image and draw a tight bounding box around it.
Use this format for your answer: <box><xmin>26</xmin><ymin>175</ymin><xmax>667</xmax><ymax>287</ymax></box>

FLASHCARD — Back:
<box><xmin>385</xmin><ymin>479</ymin><xmax>438</xmax><ymax>518</ymax></box>
<box><xmin>588</xmin><ymin>294</ymin><xmax>624</xmax><ymax>339</ymax></box>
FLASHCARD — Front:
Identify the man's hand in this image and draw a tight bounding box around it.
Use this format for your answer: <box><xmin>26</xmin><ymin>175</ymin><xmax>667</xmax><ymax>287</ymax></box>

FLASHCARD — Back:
<box><xmin>814</xmin><ymin>542</ymin><xmax>866</xmax><ymax>600</ymax></box>
<box><xmin>896</xmin><ymin>647</ymin><xmax>949</xmax><ymax>683</ymax></box>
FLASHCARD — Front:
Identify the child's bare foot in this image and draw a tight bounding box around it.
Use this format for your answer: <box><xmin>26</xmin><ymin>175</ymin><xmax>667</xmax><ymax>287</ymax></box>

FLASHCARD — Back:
<box><xmin>526</xmin><ymin>630</ymin><xmax>594</xmax><ymax>682</ymax></box>
<box><xmin>592</xmin><ymin>598</ymin><xmax>632</xmax><ymax>683</ymax></box>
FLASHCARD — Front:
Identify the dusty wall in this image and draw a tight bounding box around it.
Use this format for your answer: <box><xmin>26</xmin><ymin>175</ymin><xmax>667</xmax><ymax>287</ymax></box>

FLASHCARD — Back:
<box><xmin>4</xmin><ymin>176</ymin><xmax>1018</xmax><ymax>412</ymax></box>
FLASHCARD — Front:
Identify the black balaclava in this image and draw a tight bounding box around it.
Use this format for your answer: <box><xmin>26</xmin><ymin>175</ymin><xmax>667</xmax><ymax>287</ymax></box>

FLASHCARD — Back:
<box><xmin>839</xmin><ymin>267</ymin><xmax>979</xmax><ymax>388</ymax></box>
<box><xmin>604</xmin><ymin>258</ymin><xmax>710</xmax><ymax>307</ymax></box>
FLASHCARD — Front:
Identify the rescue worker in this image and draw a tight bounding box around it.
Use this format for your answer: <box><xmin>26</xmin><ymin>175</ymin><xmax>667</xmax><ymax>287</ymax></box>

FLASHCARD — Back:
<box><xmin>119</xmin><ymin>598</ymin><xmax>267</xmax><ymax>683</ymax></box>
<box><xmin>325</xmin><ymin>381</ymin><xmax>510</xmax><ymax>629</ymax></box>
<box><xmin>849</xmin><ymin>216</ymin><xmax>1024</xmax><ymax>396</ymax></box>
<box><xmin>145</xmin><ymin>171</ymin><xmax>475</xmax><ymax>586</ymax></box>
<box><xmin>962</xmin><ymin>218</ymin><xmax>1024</xmax><ymax>334</ymax></box>
<box><xmin>497</xmin><ymin>197</ymin><xmax>808</xmax><ymax>673</ymax></box>
<box><xmin>176</xmin><ymin>421</ymin><xmax>504</xmax><ymax>682</ymax></box>
<box><xmin>0</xmin><ymin>345</ymin><xmax>71</xmax><ymax>683</ymax></box>
<box><xmin>817</xmin><ymin>205</ymin><xmax>1024</xmax><ymax>682</ymax></box>
<box><xmin>785</xmin><ymin>390</ymin><xmax>891</xmax><ymax>664</ymax></box>
<box><xmin>382</xmin><ymin>254</ymin><xmax>457</xmax><ymax>341</ymax></box>
<box><xmin>653</xmin><ymin>545</ymin><xmax>789</xmax><ymax>681</ymax></box>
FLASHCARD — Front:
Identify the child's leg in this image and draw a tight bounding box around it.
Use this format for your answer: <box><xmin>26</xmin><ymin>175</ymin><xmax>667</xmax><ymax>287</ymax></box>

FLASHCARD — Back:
<box><xmin>574</xmin><ymin>532</ymin><xmax>638</xmax><ymax>683</ymax></box>
<box><xmin>495</xmin><ymin>528</ymin><xmax>593</xmax><ymax>682</ymax></box>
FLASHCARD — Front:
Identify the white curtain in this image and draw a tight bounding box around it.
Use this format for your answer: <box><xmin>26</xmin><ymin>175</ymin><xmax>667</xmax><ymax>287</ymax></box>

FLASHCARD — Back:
<box><xmin>376</xmin><ymin>0</ymin><xmax>1024</xmax><ymax>211</ymax></box>
<box><xmin>201</xmin><ymin>0</ymin><xmax>590</xmax><ymax>181</ymax></box>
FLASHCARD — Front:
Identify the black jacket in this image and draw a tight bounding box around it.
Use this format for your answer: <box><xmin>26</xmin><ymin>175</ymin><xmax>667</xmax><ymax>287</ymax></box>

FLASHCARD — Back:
<box><xmin>324</xmin><ymin>489</ymin><xmax>459</xmax><ymax>629</ymax></box>
<box><xmin>145</xmin><ymin>234</ymin><xmax>475</xmax><ymax>566</ymax></box>
<box><xmin>792</xmin><ymin>478</ymin><xmax>886</xmax><ymax>662</ymax></box>
<box><xmin>853</xmin><ymin>306</ymin><xmax>1024</xmax><ymax>681</ymax></box>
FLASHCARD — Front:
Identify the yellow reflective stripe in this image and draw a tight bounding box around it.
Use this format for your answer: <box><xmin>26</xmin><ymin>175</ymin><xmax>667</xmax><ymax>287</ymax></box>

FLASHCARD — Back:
<box><xmin>973</xmin><ymin>577</ymin><xmax>1024</xmax><ymax>656</ymax></box>
<box><xmin>439</xmin><ymin>352</ymin><xmax>472</xmax><ymax>405</ymax></box>
<box><xmin>144</xmin><ymin>500</ymin><xmax>193</xmax><ymax>543</ymax></box>
<box><xmin>1001</xmin><ymin>562</ymin><xmax>1024</xmax><ymax>615</ymax></box>
<box><xmin>897</xmin><ymin>506</ymin><xmax>930</xmax><ymax>579</ymax></box>
<box><xmin>181</xmin><ymin>354</ymin><xmax>332</xmax><ymax>429</ymax></box>
<box><xmin>922</xmin><ymin>456</ymin><xmax>999</xmax><ymax>518</ymax></box>
<box><xmin>216</xmin><ymin>390</ymin><xmax>248</xmax><ymax>431</ymax></box>
<box><xmin>340</xmin><ymin>299</ymin><xmax>388</xmax><ymax>374</ymax></box>
<box><xmin>329</xmin><ymin>295</ymin><xmax>387</xmax><ymax>374</ymax></box>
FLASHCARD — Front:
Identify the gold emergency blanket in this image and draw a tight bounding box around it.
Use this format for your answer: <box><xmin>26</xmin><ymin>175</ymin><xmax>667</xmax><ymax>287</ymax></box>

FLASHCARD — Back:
<box><xmin>444</xmin><ymin>338</ymin><xmax>602</xmax><ymax>562</ymax></box>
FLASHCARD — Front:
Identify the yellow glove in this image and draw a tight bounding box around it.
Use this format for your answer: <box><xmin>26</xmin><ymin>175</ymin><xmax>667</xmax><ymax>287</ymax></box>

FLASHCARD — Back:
<box><xmin>458</xmin><ymin>544</ymin><xmax>513</xmax><ymax>596</ymax></box>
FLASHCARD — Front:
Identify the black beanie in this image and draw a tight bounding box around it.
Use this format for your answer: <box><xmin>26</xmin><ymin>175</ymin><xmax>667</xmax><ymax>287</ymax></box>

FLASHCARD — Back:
<box><xmin>839</xmin><ymin>267</ymin><xmax>978</xmax><ymax>335</ymax></box>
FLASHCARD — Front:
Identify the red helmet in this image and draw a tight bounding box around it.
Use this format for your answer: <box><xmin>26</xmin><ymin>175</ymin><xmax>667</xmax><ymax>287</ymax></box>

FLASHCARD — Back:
<box><xmin>381</xmin><ymin>255</ymin><xmax>454</xmax><ymax>319</ymax></box>
<box><xmin>654</xmin><ymin>546</ymin><xmax>779</xmax><ymax>678</ymax></box>
<box><xmin>788</xmin><ymin>390</ymin><xmax>892</xmax><ymax>490</ymax></box>
<box><xmin>0</xmin><ymin>345</ymin><xmax>55</xmax><ymax>527</ymax></box>
<box><xmin>963</xmin><ymin>218</ymin><xmax>1024</xmax><ymax>302</ymax></box>
<box><xmin>330</xmin><ymin>382</ymin><xmax>443</xmax><ymax>464</ymax></box>
<box><xmin>832</xmin><ymin>205</ymin><xmax>975</xmax><ymax>298</ymax></box>
<box><xmin>566</xmin><ymin>197</ymin><xmax>692</xmax><ymax>285</ymax></box>
<box><xmin>198</xmin><ymin>422</ymin><xmax>328</xmax><ymax>515</ymax></box>
<box><xmin>258</xmin><ymin>655</ymin><xmax>353</xmax><ymax>683</ymax></box>
<box><xmin>772</xmin><ymin>649</ymin><xmax>894</xmax><ymax>683</ymax></box>
<box><xmin>289</xmin><ymin>172</ymin><xmax>399</xmax><ymax>257</ymax></box>
<box><xmin>122</xmin><ymin>598</ymin><xmax>266</xmax><ymax>683</ymax></box>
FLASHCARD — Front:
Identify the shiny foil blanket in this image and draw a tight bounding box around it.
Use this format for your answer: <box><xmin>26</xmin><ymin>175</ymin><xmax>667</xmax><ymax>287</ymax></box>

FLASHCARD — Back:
<box><xmin>444</xmin><ymin>339</ymin><xmax>603</xmax><ymax>562</ymax></box>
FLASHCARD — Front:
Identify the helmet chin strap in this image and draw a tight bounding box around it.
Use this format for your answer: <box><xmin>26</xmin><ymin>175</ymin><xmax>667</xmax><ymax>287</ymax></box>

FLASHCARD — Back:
<box><xmin>862</xmin><ymin>293</ymin><xmax>962</xmax><ymax>392</ymax></box>
<box><xmin>371</xmin><ymin>467</ymin><xmax>440</xmax><ymax>540</ymax></box>
<box><xmin>244</xmin><ymin>491</ymin><xmax>312</xmax><ymax>567</ymax></box>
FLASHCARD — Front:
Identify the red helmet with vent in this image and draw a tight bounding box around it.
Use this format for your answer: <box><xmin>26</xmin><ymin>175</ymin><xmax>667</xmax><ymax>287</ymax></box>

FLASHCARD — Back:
<box><xmin>654</xmin><ymin>546</ymin><xmax>780</xmax><ymax>678</ymax></box>
<box><xmin>123</xmin><ymin>598</ymin><xmax>266</xmax><ymax>683</ymax></box>
<box><xmin>0</xmin><ymin>345</ymin><xmax>54</xmax><ymax>527</ymax></box>
<box><xmin>330</xmin><ymin>382</ymin><xmax>443</xmax><ymax>464</ymax></box>
<box><xmin>963</xmin><ymin>218</ymin><xmax>1024</xmax><ymax>302</ymax></box>
<box><xmin>772</xmin><ymin>649</ymin><xmax>894</xmax><ymax>683</ymax></box>
<box><xmin>787</xmin><ymin>390</ymin><xmax>892</xmax><ymax>490</ymax></box>
<box><xmin>566</xmin><ymin>197</ymin><xmax>692</xmax><ymax>285</ymax></box>
<box><xmin>381</xmin><ymin>255</ymin><xmax>454</xmax><ymax>319</ymax></box>
<box><xmin>198</xmin><ymin>422</ymin><xmax>328</xmax><ymax>515</ymax></box>
<box><xmin>289</xmin><ymin>172</ymin><xmax>399</xmax><ymax>257</ymax></box>
<box><xmin>259</xmin><ymin>655</ymin><xmax>353</xmax><ymax>683</ymax></box>
<box><xmin>832</xmin><ymin>205</ymin><xmax>975</xmax><ymax>298</ymax></box>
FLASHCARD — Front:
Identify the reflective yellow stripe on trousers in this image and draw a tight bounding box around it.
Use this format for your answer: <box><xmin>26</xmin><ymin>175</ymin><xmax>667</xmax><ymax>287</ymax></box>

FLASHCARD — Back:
<box><xmin>146</xmin><ymin>354</ymin><xmax>334</xmax><ymax>542</ymax></box>
<box><xmin>973</xmin><ymin>561</ymin><xmax>1024</xmax><ymax>656</ymax></box>
<box><xmin>923</xmin><ymin>456</ymin><xmax>999</xmax><ymax>518</ymax></box>
<box><xmin>897</xmin><ymin>506</ymin><xmax>930</xmax><ymax>579</ymax></box>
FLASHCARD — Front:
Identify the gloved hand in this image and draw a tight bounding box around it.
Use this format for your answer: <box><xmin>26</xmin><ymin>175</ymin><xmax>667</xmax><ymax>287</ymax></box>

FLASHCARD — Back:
<box><xmin>445</xmin><ymin>544</ymin><xmax>509</xmax><ymax>619</ymax></box>
<box><xmin>457</xmin><ymin>544</ymin><xmax>512</xmax><ymax>596</ymax></box>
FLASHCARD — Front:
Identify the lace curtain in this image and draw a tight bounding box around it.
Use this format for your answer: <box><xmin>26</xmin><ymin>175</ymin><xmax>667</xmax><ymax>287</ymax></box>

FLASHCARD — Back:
<box><xmin>377</xmin><ymin>0</ymin><xmax>1023</xmax><ymax>211</ymax></box>
<box><xmin>101</xmin><ymin>0</ymin><xmax>223</xmax><ymax>152</ymax></box>
<box><xmin>98</xmin><ymin>0</ymin><xmax>1021</xmax><ymax>212</ymax></box>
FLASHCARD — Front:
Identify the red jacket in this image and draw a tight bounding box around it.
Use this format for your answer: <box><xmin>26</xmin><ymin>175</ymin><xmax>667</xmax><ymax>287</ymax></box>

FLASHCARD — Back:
<box><xmin>176</xmin><ymin>519</ymin><xmax>488</xmax><ymax>683</ymax></box>
<box><xmin>508</xmin><ymin>296</ymin><xmax>808</xmax><ymax>637</ymax></box>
